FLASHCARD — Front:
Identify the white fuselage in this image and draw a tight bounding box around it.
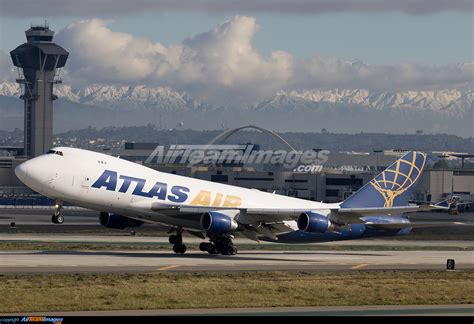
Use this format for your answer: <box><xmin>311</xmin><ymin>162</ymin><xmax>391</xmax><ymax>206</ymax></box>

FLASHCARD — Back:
<box><xmin>15</xmin><ymin>147</ymin><xmax>337</xmax><ymax>229</ymax></box>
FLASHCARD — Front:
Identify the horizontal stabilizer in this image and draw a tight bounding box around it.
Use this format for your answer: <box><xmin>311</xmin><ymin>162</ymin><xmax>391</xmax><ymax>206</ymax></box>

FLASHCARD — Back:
<box><xmin>366</xmin><ymin>222</ymin><xmax>472</xmax><ymax>230</ymax></box>
<box><xmin>336</xmin><ymin>204</ymin><xmax>441</xmax><ymax>216</ymax></box>
<box><xmin>337</xmin><ymin>205</ymin><xmax>421</xmax><ymax>215</ymax></box>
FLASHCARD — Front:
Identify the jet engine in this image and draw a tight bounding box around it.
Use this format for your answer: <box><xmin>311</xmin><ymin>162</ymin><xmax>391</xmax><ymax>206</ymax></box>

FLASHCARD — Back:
<box><xmin>297</xmin><ymin>212</ymin><xmax>336</xmax><ymax>233</ymax></box>
<box><xmin>200</xmin><ymin>211</ymin><xmax>240</xmax><ymax>234</ymax></box>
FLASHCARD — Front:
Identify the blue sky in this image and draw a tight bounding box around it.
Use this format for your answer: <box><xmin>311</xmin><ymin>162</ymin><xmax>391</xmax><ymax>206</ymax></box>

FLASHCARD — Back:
<box><xmin>112</xmin><ymin>11</ymin><xmax>472</xmax><ymax>65</ymax></box>
<box><xmin>1</xmin><ymin>10</ymin><xmax>471</xmax><ymax>65</ymax></box>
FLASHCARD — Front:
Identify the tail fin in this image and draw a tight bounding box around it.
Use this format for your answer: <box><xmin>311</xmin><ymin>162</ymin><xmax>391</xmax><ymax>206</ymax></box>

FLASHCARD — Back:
<box><xmin>434</xmin><ymin>195</ymin><xmax>460</xmax><ymax>210</ymax></box>
<box><xmin>341</xmin><ymin>151</ymin><xmax>427</xmax><ymax>208</ymax></box>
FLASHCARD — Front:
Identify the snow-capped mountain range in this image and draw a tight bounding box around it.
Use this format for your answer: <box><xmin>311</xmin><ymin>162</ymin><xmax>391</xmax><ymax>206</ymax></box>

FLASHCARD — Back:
<box><xmin>1</xmin><ymin>82</ymin><xmax>472</xmax><ymax>136</ymax></box>
<box><xmin>0</xmin><ymin>83</ymin><xmax>195</xmax><ymax>110</ymax></box>
<box><xmin>0</xmin><ymin>82</ymin><xmax>472</xmax><ymax>113</ymax></box>
<box><xmin>259</xmin><ymin>89</ymin><xmax>473</xmax><ymax>113</ymax></box>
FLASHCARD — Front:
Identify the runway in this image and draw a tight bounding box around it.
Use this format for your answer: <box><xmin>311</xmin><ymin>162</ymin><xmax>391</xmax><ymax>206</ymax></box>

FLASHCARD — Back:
<box><xmin>0</xmin><ymin>207</ymin><xmax>99</xmax><ymax>226</ymax></box>
<box><xmin>4</xmin><ymin>304</ymin><xmax>474</xmax><ymax>316</ymax></box>
<box><xmin>0</xmin><ymin>249</ymin><xmax>472</xmax><ymax>273</ymax></box>
<box><xmin>3</xmin><ymin>233</ymin><xmax>474</xmax><ymax>245</ymax></box>
<box><xmin>1</xmin><ymin>214</ymin><xmax>473</xmax><ymax>316</ymax></box>
<box><xmin>1</xmin><ymin>210</ymin><xmax>473</xmax><ymax>274</ymax></box>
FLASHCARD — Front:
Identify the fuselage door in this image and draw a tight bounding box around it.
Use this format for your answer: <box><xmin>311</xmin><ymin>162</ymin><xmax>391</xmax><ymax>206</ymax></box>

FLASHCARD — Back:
<box><xmin>81</xmin><ymin>173</ymin><xmax>92</xmax><ymax>193</ymax></box>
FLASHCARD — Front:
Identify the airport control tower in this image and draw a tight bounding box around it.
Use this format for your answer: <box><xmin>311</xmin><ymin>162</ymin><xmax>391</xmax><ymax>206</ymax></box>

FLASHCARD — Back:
<box><xmin>10</xmin><ymin>24</ymin><xmax>68</xmax><ymax>158</ymax></box>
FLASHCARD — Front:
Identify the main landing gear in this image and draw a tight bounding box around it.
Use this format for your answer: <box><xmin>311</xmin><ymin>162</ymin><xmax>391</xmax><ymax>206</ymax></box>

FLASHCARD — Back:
<box><xmin>51</xmin><ymin>203</ymin><xmax>64</xmax><ymax>224</ymax></box>
<box><xmin>168</xmin><ymin>231</ymin><xmax>238</xmax><ymax>256</ymax></box>
<box><xmin>199</xmin><ymin>235</ymin><xmax>238</xmax><ymax>255</ymax></box>
<box><xmin>169</xmin><ymin>229</ymin><xmax>187</xmax><ymax>254</ymax></box>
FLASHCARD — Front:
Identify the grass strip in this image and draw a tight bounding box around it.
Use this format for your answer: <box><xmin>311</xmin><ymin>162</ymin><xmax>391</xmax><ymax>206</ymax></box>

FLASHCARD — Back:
<box><xmin>1</xmin><ymin>271</ymin><xmax>473</xmax><ymax>312</ymax></box>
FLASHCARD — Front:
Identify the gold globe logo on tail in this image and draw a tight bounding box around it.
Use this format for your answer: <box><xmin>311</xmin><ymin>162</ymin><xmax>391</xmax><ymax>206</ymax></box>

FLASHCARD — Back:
<box><xmin>369</xmin><ymin>152</ymin><xmax>426</xmax><ymax>207</ymax></box>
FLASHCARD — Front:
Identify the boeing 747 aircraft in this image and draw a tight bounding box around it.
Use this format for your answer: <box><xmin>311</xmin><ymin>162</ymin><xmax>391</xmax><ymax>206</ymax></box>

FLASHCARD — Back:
<box><xmin>15</xmin><ymin>148</ymin><xmax>454</xmax><ymax>255</ymax></box>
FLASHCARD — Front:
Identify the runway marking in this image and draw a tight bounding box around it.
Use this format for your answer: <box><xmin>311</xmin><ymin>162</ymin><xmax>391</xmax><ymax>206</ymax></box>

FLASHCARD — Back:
<box><xmin>157</xmin><ymin>265</ymin><xmax>181</xmax><ymax>271</ymax></box>
<box><xmin>351</xmin><ymin>263</ymin><xmax>369</xmax><ymax>270</ymax></box>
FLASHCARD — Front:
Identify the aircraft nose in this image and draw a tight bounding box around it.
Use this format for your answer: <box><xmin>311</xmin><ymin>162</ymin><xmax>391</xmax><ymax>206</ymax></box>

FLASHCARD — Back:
<box><xmin>14</xmin><ymin>156</ymin><xmax>54</xmax><ymax>194</ymax></box>
<box><xmin>15</xmin><ymin>161</ymin><xmax>29</xmax><ymax>183</ymax></box>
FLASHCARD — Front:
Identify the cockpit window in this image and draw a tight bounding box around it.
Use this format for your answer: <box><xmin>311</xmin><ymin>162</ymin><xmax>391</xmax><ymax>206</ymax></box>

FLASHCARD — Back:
<box><xmin>46</xmin><ymin>150</ymin><xmax>63</xmax><ymax>156</ymax></box>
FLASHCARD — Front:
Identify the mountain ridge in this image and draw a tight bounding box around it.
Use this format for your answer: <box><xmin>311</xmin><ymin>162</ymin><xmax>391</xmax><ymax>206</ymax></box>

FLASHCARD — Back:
<box><xmin>0</xmin><ymin>82</ymin><xmax>472</xmax><ymax>136</ymax></box>
<box><xmin>0</xmin><ymin>82</ymin><xmax>471</xmax><ymax>113</ymax></box>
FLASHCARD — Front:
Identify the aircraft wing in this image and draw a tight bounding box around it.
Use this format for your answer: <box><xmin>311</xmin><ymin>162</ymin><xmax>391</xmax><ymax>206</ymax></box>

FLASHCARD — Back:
<box><xmin>145</xmin><ymin>201</ymin><xmax>465</xmax><ymax>241</ymax></box>
<box><xmin>238</xmin><ymin>205</ymin><xmax>443</xmax><ymax>224</ymax></box>
<box><xmin>152</xmin><ymin>203</ymin><xmax>439</xmax><ymax>215</ymax></box>
<box><xmin>365</xmin><ymin>222</ymin><xmax>473</xmax><ymax>230</ymax></box>
<box><xmin>149</xmin><ymin>202</ymin><xmax>302</xmax><ymax>224</ymax></box>
<box><xmin>149</xmin><ymin>201</ymin><xmax>443</xmax><ymax>224</ymax></box>
<box><xmin>149</xmin><ymin>202</ymin><xmax>297</xmax><ymax>240</ymax></box>
<box><xmin>150</xmin><ymin>203</ymin><xmax>231</xmax><ymax>214</ymax></box>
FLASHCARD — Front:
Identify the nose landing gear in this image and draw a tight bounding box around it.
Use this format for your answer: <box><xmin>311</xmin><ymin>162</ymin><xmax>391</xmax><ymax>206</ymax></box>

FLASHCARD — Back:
<box><xmin>51</xmin><ymin>203</ymin><xmax>64</xmax><ymax>224</ymax></box>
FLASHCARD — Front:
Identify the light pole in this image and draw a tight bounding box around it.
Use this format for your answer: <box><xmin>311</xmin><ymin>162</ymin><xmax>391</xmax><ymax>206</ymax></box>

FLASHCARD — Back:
<box><xmin>373</xmin><ymin>150</ymin><xmax>382</xmax><ymax>173</ymax></box>
<box><xmin>169</xmin><ymin>122</ymin><xmax>184</xmax><ymax>174</ymax></box>
<box><xmin>169</xmin><ymin>122</ymin><xmax>184</xmax><ymax>145</ymax></box>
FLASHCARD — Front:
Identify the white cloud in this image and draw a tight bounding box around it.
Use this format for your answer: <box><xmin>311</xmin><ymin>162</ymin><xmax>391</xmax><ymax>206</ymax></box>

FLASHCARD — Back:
<box><xmin>56</xmin><ymin>17</ymin><xmax>293</xmax><ymax>104</ymax></box>
<box><xmin>2</xmin><ymin>17</ymin><xmax>472</xmax><ymax>105</ymax></box>
<box><xmin>295</xmin><ymin>57</ymin><xmax>474</xmax><ymax>91</ymax></box>
<box><xmin>0</xmin><ymin>51</ymin><xmax>16</xmax><ymax>82</ymax></box>
<box><xmin>57</xmin><ymin>19</ymin><xmax>171</xmax><ymax>84</ymax></box>
<box><xmin>179</xmin><ymin>16</ymin><xmax>293</xmax><ymax>103</ymax></box>
<box><xmin>0</xmin><ymin>0</ymin><xmax>471</xmax><ymax>17</ymax></box>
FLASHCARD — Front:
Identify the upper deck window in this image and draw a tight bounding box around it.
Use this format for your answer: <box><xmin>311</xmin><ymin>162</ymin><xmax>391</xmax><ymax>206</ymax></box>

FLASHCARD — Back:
<box><xmin>46</xmin><ymin>150</ymin><xmax>63</xmax><ymax>156</ymax></box>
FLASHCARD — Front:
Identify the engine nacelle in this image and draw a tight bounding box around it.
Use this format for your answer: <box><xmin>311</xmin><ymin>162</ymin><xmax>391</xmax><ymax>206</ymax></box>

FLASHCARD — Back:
<box><xmin>200</xmin><ymin>211</ymin><xmax>240</xmax><ymax>234</ymax></box>
<box><xmin>99</xmin><ymin>212</ymin><xmax>143</xmax><ymax>229</ymax></box>
<box><xmin>297</xmin><ymin>212</ymin><xmax>335</xmax><ymax>233</ymax></box>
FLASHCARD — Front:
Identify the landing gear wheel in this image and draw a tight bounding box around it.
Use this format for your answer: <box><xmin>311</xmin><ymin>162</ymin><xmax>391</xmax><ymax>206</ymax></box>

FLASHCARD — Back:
<box><xmin>200</xmin><ymin>242</ymin><xmax>218</xmax><ymax>254</ymax></box>
<box><xmin>206</xmin><ymin>244</ymin><xmax>219</xmax><ymax>255</ymax></box>
<box><xmin>52</xmin><ymin>203</ymin><xmax>63</xmax><ymax>224</ymax></box>
<box><xmin>56</xmin><ymin>215</ymin><xmax>64</xmax><ymax>224</ymax></box>
<box><xmin>207</xmin><ymin>235</ymin><xmax>238</xmax><ymax>255</ymax></box>
<box><xmin>173</xmin><ymin>243</ymin><xmax>187</xmax><ymax>254</ymax></box>
<box><xmin>169</xmin><ymin>234</ymin><xmax>182</xmax><ymax>245</ymax></box>
<box><xmin>225</xmin><ymin>246</ymin><xmax>237</xmax><ymax>255</ymax></box>
<box><xmin>199</xmin><ymin>242</ymin><xmax>209</xmax><ymax>252</ymax></box>
<box><xmin>51</xmin><ymin>214</ymin><xmax>64</xmax><ymax>224</ymax></box>
<box><xmin>221</xmin><ymin>245</ymin><xmax>236</xmax><ymax>255</ymax></box>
